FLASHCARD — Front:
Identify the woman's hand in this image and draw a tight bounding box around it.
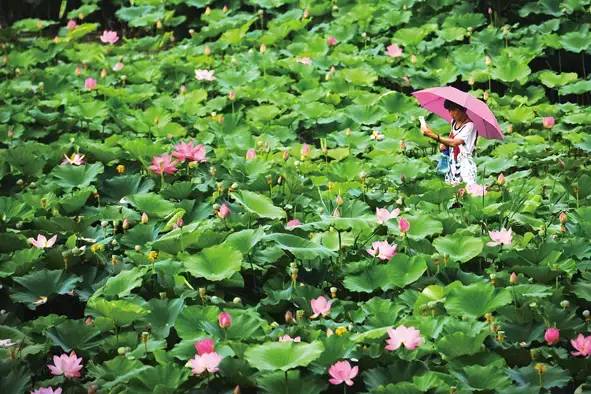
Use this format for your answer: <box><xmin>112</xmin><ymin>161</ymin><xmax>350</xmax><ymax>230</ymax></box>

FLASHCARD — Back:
<box><xmin>439</xmin><ymin>143</ymin><xmax>447</xmax><ymax>152</ymax></box>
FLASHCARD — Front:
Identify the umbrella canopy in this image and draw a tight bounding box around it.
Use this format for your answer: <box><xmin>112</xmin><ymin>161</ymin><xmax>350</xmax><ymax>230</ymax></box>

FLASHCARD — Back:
<box><xmin>411</xmin><ymin>86</ymin><xmax>504</xmax><ymax>140</ymax></box>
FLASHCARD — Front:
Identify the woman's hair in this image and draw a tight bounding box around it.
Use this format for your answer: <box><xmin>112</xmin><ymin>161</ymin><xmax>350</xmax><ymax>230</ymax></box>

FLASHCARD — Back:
<box><xmin>443</xmin><ymin>99</ymin><xmax>466</xmax><ymax>113</ymax></box>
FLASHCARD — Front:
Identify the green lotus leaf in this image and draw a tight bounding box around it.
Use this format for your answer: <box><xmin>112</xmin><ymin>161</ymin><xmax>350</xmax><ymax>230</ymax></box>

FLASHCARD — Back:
<box><xmin>405</xmin><ymin>215</ymin><xmax>444</xmax><ymax>240</ymax></box>
<box><xmin>343</xmin><ymin>255</ymin><xmax>427</xmax><ymax>293</ymax></box>
<box><xmin>560</xmin><ymin>25</ymin><xmax>591</xmax><ymax>53</ymax></box>
<box><xmin>231</xmin><ymin>190</ymin><xmax>286</xmax><ymax>219</ymax></box>
<box><xmin>263</xmin><ymin>233</ymin><xmax>336</xmax><ymax>260</ymax></box>
<box><xmin>46</xmin><ymin>319</ymin><xmax>101</xmax><ymax>352</ymax></box>
<box><xmin>393</xmin><ymin>26</ymin><xmax>433</xmax><ymax>46</ymax></box>
<box><xmin>11</xmin><ymin>269</ymin><xmax>82</xmax><ymax>309</ymax></box>
<box><xmin>87</xmin><ymin>298</ymin><xmax>149</xmax><ymax>327</ymax></box>
<box><xmin>101</xmin><ymin>267</ymin><xmax>147</xmax><ymax>298</ymax></box>
<box><xmin>65</xmin><ymin>23</ymin><xmax>99</xmax><ymax>41</ymax></box>
<box><xmin>0</xmin><ymin>248</ymin><xmax>43</xmax><ymax>278</ymax></box>
<box><xmin>559</xmin><ymin>79</ymin><xmax>591</xmax><ymax>95</ymax></box>
<box><xmin>127</xmin><ymin>192</ymin><xmax>176</xmax><ymax>218</ymax></box>
<box><xmin>247</xmin><ymin>105</ymin><xmax>282</xmax><ymax>123</ymax></box>
<box><xmin>339</xmin><ymin>67</ymin><xmax>378</xmax><ymax>86</ymax></box>
<box><xmin>126</xmin><ymin>364</ymin><xmax>189</xmax><ymax>394</ymax></box>
<box><xmin>503</xmin><ymin>106</ymin><xmax>536</xmax><ymax>124</ymax></box>
<box><xmin>60</xmin><ymin>186</ymin><xmax>94</xmax><ymax>214</ymax></box>
<box><xmin>507</xmin><ymin>363</ymin><xmax>570</xmax><ymax>390</ymax></box>
<box><xmin>183</xmin><ymin>243</ymin><xmax>243</xmax><ymax>281</ymax></box>
<box><xmin>492</xmin><ymin>56</ymin><xmax>531</xmax><ymax>84</ymax></box>
<box><xmin>245</xmin><ymin>341</ymin><xmax>325</xmax><ymax>371</ymax></box>
<box><xmin>445</xmin><ymin>282</ymin><xmax>512</xmax><ymax>318</ymax></box>
<box><xmin>52</xmin><ymin>162</ymin><xmax>104</xmax><ymax>190</ymax></box>
<box><xmin>175</xmin><ymin>305</ymin><xmax>219</xmax><ymax>340</ymax></box>
<box><xmin>116</xmin><ymin>5</ymin><xmax>167</xmax><ymax>28</ymax></box>
<box><xmin>433</xmin><ymin>234</ymin><xmax>483</xmax><ymax>263</ymax></box>
<box><xmin>451</xmin><ymin>363</ymin><xmax>511</xmax><ymax>391</ymax></box>
<box><xmin>346</xmin><ymin>104</ymin><xmax>386</xmax><ymax>125</ymax></box>
<box><xmin>538</xmin><ymin>71</ymin><xmax>579</xmax><ymax>88</ymax></box>
<box><xmin>11</xmin><ymin>18</ymin><xmax>56</xmax><ymax>32</ymax></box>
<box><xmin>0</xmin><ymin>197</ymin><xmax>34</xmax><ymax>223</ymax></box>
<box><xmin>86</xmin><ymin>357</ymin><xmax>150</xmax><ymax>391</ymax></box>
<box><xmin>436</xmin><ymin>330</ymin><xmax>490</xmax><ymax>359</ymax></box>
<box><xmin>146</xmin><ymin>298</ymin><xmax>184</xmax><ymax>339</ymax></box>
<box><xmin>0</xmin><ymin>361</ymin><xmax>30</xmax><ymax>394</ymax></box>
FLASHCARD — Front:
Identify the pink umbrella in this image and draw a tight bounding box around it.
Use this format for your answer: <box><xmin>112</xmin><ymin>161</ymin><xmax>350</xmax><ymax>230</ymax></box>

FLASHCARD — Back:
<box><xmin>411</xmin><ymin>86</ymin><xmax>504</xmax><ymax>140</ymax></box>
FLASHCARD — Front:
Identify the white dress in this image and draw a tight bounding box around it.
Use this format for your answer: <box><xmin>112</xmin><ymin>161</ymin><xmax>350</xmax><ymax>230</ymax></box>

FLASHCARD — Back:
<box><xmin>444</xmin><ymin>120</ymin><xmax>478</xmax><ymax>186</ymax></box>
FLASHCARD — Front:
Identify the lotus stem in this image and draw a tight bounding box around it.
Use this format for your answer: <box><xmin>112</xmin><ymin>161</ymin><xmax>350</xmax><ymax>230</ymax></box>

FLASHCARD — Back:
<box><xmin>285</xmin><ymin>370</ymin><xmax>289</xmax><ymax>394</ymax></box>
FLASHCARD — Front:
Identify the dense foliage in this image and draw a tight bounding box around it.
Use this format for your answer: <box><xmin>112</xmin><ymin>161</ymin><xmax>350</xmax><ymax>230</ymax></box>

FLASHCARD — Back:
<box><xmin>1</xmin><ymin>0</ymin><xmax>591</xmax><ymax>393</ymax></box>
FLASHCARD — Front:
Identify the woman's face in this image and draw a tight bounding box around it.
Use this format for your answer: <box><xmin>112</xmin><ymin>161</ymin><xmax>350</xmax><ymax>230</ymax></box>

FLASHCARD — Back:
<box><xmin>448</xmin><ymin>108</ymin><xmax>465</xmax><ymax>122</ymax></box>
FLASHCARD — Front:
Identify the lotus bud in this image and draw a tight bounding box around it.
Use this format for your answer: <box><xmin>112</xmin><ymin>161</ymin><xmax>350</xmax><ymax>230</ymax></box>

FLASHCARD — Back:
<box><xmin>507</xmin><ymin>124</ymin><xmax>513</xmax><ymax>133</ymax></box>
<box><xmin>332</xmin><ymin>207</ymin><xmax>341</xmax><ymax>217</ymax></box>
<box><xmin>233</xmin><ymin>297</ymin><xmax>241</xmax><ymax>304</ymax></box>
<box><xmin>483</xmin><ymin>90</ymin><xmax>489</xmax><ymax>101</ymax></box>
<box><xmin>223</xmin><ymin>5</ymin><xmax>229</xmax><ymax>12</ymax></box>
<box><xmin>87</xmin><ymin>384</ymin><xmax>98</xmax><ymax>394</ymax></box>
<box><xmin>468</xmin><ymin>77</ymin><xmax>475</xmax><ymax>85</ymax></box>
<box><xmin>233</xmin><ymin>385</ymin><xmax>241</xmax><ymax>394</ymax></box>
<box><xmin>189</xmin><ymin>28</ymin><xmax>195</xmax><ymax>36</ymax></box>
<box><xmin>488</xmin><ymin>7</ymin><xmax>493</xmax><ymax>15</ymax></box>
<box><xmin>218</xmin><ymin>311</ymin><xmax>232</xmax><ymax>328</ymax></box>
<box><xmin>359</xmin><ymin>171</ymin><xmax>367</xmax><ymax>182</ymax></box>
<box><xmin>100</xmin><ymin>68</ymin><xmax>107</xmax><ymax>78</ymax></box>
<box><xmin>117</xmin><ymin>346</ymin><xmax>128</xmax><ymax>355</ymax></box>
<box><xmin>303</xmin><ymin>8</ymin><xmax>309</xmax><ymax>19</ymax></box>
<box><xmin>84</xmin><ymin>316</ymin><xmax>94</xmax><ymax>325</ymax></box>
<box><xmin>410</xmin><ymin>54</ymin><xmax>417</xmax><ymax>64</ymax></box>
<box><xmin>332</xmin><ymin>4</ymin><xmax>338</xmax><ymax>11</ymax></box>
<box><xmin>205</xmin><ymin>6</ymin><xmax>211</xmax><ymax>15</ymax></box>
<box><xmin>509</xmin><ymin>272</ymin><xmax>518</xmax><ymax>284</ymax></box>
<box><xmin>266</xmin><ymin>175</ymin><xmax>273</xmax><ymax>185</ymax></box>
<box><xmin>519</xmin><ymin>341</ymin><xmax>528</xmax><ymax>348</ymax></box>
<box><xmin>336</xmin><ymin>195</ymin><xmax>344</xmax><ymax>206</ymax></box>
<box><xmin>270</xmin><ymin>321</ymin><xmax>279</xmax><ymax>329</ymax></box>
<box><xmin>285</xmin><ymin>310</ymin><xmax>294</xmax><ymax>324</ymax></box>
<box><xmin>330</xmin><ymin>286</ymin><xmax>338</xmax><ymax>298</ymax></box>
<box><xmin>156</xmin><ymin>20</ymin><xmax>163</xmax><ymax>29</ymax></box>
<box><xmin>559</xmin><ymin>212</ymin><xmax>567</xmax><ymax>224</ymax></box>
<box><xmin>16</xmin><ymin>179</ymin><xmax>23</xmax><ymax>186</ymax></box>
<box><xmin>497</xmin><ymin>173</ymin><xmax>505</xmax><ymax>185</ymax></box>
<box><xmin>141</xmin><ymin>212</ymin><xmax>149</xmax><ymax>224</ymax></box>
<box><xmin>122</xmin><ymin>218</ymin><xmax>130</xmax><ymax>230</ymax></box>
<box><xmin>530</xmin><ymin>348</ymin><xmax>538</xmax><ymax>360</ymax></box>
<box><xmin>204</xmin><ymin>46</ymin><xmax>211</xmax><ymax>56</ymax></box>
<box><xmin>529</xmin><ymin>302</ymin><xmax>537</xmax><ymax>308</ymax></box>
<box><xmin>345</xmin><ymin>128</ymin><xmax>351</xmax><ymax>136</ymax></box>
<box><xmin>560</xmin><ymin>300</ymin><xmax>570</xmax><ymax>308</ymax></box>
<box><xmin>141</xmin><ymin>331</ymin><xmax>149</xmax><ymax>343</ymax></box>
<box><xmin>259</xmin><ymin>43</ymin><xmax>267</xmax><ymax>53</ymax></box>
<box><xmin>485</xmin><ymin>55</ymin><xmax>492</xmax><ymax>66</ymax></box>
<box><xmin>111</xmin><ymin>255</ymin><xmax>118</xmax><ymax>265</ymax></box>
<box><xmin>100</xmin><ymin>220</ymin><xmax>109</xmax><ymax>227</ymax></box>
<box><xmin>326</xmin><ymin>328</ymin><xmax>334</xmax><ymax>337</ymax></box>
<box><xmin>296</xmin><ymin>309</ymin><xmax>305</xmax><ymax>321</ymax></box>
<box><xmin>199</xmin><ymin>287</ymin><xmax>207</xmax><ymax>300</ymax></box>
<box><xmin>134</xmin><ymin>245</ymin><xmax>141</xmax><ymax>251</ymax></box>
<box><xmin>584</xmin><ymin>310</ymin><xmax>590</xmax><ymax>318</ymax></box>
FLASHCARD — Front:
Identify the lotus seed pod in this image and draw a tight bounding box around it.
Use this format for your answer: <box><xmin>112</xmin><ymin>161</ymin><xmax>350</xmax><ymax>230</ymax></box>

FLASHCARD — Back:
<box><xmin>16</xmin><ymin>179</ymin><xmax>23</xmax><ymax>186</ymax></box>
<box><xmin>559</xmin><ymin>212</ymin><xmax>568</xmax><ymax>224</ymax></box>
<box><xmin>330</xmin><ymin>287</ymin><xmax>337</xmax><ymax>298</ymax></box>
<box><xmin>134</xmin><ymin>245</ymin><xmax>141</xmax><ymax>251</ymax></box>
<box><xmin>583</xmin><ymin>310</ymin><xmax>590</xmax><ymax>318</ymax></box>
<box><xmin>141</xmin><ymin>332</ymin><xmax>149</xmax><ymax>342</ymax></box>
<box><xmin>233</xmin><ymin>297</ymin><xmax>241</xmax><ymax>304</ymax></box>
<box><xmin>529</xmin><ymin>302</ymin><xmax>537</xmax><ymax>308</ymax></box>
<box><xmin>100</xmin><ymin>220</ymin><xmax>108</xmax><ymax>227</ymax></box>
<box><xmin>296</xmin><ymin>309</ymin><xmax>305</xmax><ymax>321</ymax></box>
<box><xmin>117</xmin><ymin>347</ymin><xmax>127</xmax><ymax>355</ymax></box>
<box><xmin>534</xmin><ymin>363</ymin><xmax>546</xmax><ymax>375</ymax></box>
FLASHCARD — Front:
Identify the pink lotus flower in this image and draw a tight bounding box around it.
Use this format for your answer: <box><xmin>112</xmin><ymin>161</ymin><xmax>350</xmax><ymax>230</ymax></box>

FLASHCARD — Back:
<box><xmin>366</xmin><ymin>240</ymin><xmax>397</xmax><ymax>261</ymax></box>
<box><xmin>286</xmin><ymin>219</ymin><xmax>301</xmax><ymax>228</ymax></box>
<box><xmin>296</xmin><ymin>57</ymin><xmax>312</xmax><ymax>65</ymax></box>
<box><xmin>497</xmin><ymin>173</ymin><xmax>505</xmax><ymax>185</ymax></box>
<box><xmin>195</xmin><ymin>69</ymin><xmax>216</xmax><ymax>81</ymax></box>
<box><xmin>385</xmin><ymin>325</ymin><xmax>423</xmax><ymax>351</ymax></box>
<box><xmin>327</xmin><ymin>36</ymin><xmax>337</xmax><ymax>46</ymax></box>
<box><xmin>487</xmin><ymin>228</ymin><xmax>512</xmax><ymax>247</ymax></box>
<box><xmin>278</xmin><ymin>335</ymin><xmax>301</xmax><ymax>342</ymax></box>
<box><xmin>217</xmin><ymin>203</ymin><xmax>231</xmax><ymax>219</ymax></box>
<box><xmin>62</xmin><ymin>153</ymin><xmax>85</xmax><ymax>165</ymax></box>
<box><xmin>112</xmin><ymin>62</ymin><xmax>124</xmax><ymax>72</ymax></box>
<box><xmin>310</xmin><ymin>296</ymin><xmax>332</xmax><ymax>319</ymax></box>
<box><xmin>245</xmin><ymin>148</ymin><xmax>256</xmax><ymax>160</ymax></box>
<box><xmin>218</xmin><ymin>311</ymin><xmax>232</xmax><ymax>328</ymax></box>
<box><xmin>187</xmin><ymin>352</ymin><xmax>223</xmax><ymax>375</ymax></box>
<box><xmin>66</xmin><ymin>20</ymin><xmax>77</xmax><ymax>30</ymax></box>
<box><xmin>48</xmin><ymin>351</ymin><xmax>83</xmax><ymax>378</ymax></box>
<box><xmin>328</xmin><ymin>360</ymin><xmax>358</xmax><ymax>386</ymax></box>
<box><xmin>301</xmin><ymin>143</ymin><xmax>311</xmax><ymax>157</ymax></box>
<box><xmin>173</xmin><ymin>141</ymin><xmax>207</xmax><ymax>163</ymax></box>
<box><xmin>84</xmin><ymin>77</ymin><xmax>97</xmax><ymax>90</ymax></box>
<box><xmin>148</xmin><ymin>154</ymin><xmax>178</xmax><ymax>175</ymax></box>
<box><xmin>386</xmin><ymin>44</ymin><xmax>403</xmax><ymax>58</ymax></box>
<box><xmin>571</xmin><ymin>334</ymin><xmax>591</xmax><ymax>357</ymax></box>
<box><xmin>28</xmin><ymin>234</ymin><xmax>57</xmax><ymax>249</ymax></box>
<box><xmin>398</xmin><ymin>217</ymin><xmax>410</xmax><ymax>233</ymax></box>
<box><xmin>543</xmin><ymin>116</ymin><xmax>555</xmax><ymax>128</ymax></box>
<box><xmin>31</xmin><ymin>387</ymin><xmax>62</xmax><ymax>394</ymax></box>
<box><xmin>195</xmin><ymin>338</ymin><xmax>215</xmax><ymax>355</ymax></box>
<box><xmin>100</xmin><ymin>30</ymin><xmax>119</xmax><ymax>44</ymax></box>
<box><xmin>544</xmin><ymin>328</ymin><xmax>560</xmax><ymax>346</ymax></box>
<box><xmin>466</xmin><ymin>183</ymin><xmax>487</xmax><ymax>197</ymax></box>
<box><xmin>376</xmin><ymin>207</ymin><xmax>400</xmax><ymax>225</ymax></box>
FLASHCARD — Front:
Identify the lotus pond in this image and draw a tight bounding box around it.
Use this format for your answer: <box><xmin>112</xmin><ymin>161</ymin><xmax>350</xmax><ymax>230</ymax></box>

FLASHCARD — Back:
<box><xmin>1</xmin><ymin>0</ymin><xmax>591</xmax><ymax>393</ymax></box>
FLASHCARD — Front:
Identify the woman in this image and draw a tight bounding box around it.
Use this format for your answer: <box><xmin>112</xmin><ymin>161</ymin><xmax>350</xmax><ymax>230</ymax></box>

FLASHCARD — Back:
<box><xmin>420</xmin><ymin>99</ymin><xmax>478</xmax><ymax>185</ymax></box>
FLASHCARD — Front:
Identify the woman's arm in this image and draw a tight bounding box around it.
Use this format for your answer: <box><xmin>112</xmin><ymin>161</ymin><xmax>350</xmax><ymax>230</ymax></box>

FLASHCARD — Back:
<box><xmin>421</xmin><ymin>127</ymin><xmax>464</xmax><ymax>147</ymax></box>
